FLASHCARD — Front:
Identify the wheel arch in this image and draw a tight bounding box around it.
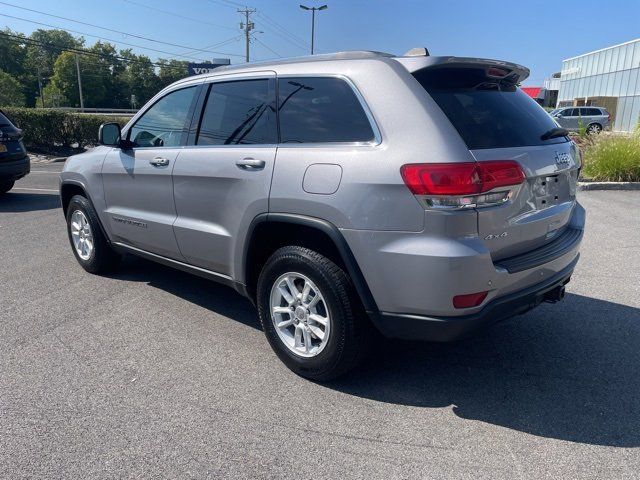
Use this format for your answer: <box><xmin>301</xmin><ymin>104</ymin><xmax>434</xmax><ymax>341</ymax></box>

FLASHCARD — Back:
<box><xmin>60</xmin><ymin>180</ymin><xmax>112</xmax><ymax>245</ymax></box>
<box><xmin>242</xmin><ymin>213</ymin><xmax>378</xmax><ymax>315</ymax></box>
<box><xmin>60</xmin><ymin>180</ymin><xmax>88</xmax><ymax>215</ymax></box>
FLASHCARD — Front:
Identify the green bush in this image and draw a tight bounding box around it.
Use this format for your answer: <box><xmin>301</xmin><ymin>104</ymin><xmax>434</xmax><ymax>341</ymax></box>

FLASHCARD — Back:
<box><xmin>1</xmin><ymin>107</ymin><xmax>130</xmax><ymax>151</ymax></box>
<box><xmin>582</xmin><ymin>135</ymin><xmax>640</xmax><ymax>182</ymax></box>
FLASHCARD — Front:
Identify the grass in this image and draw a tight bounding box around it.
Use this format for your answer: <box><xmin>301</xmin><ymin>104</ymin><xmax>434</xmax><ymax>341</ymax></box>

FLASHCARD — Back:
<box><xmin>581</xmin><ymin>133</ymin><xmax>640</xmax><ymax>182</ymax></box>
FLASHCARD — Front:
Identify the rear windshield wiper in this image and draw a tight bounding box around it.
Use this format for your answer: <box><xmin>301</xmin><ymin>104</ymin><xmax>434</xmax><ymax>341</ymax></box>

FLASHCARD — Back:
<box><xmin>541</xmin><ymin>127</ymin><xmax>569</xmax><ymax>141</ymax></box>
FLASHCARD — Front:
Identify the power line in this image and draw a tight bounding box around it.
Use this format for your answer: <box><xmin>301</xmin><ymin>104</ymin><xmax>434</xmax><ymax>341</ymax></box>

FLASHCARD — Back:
<box><xmin>0</xmin><ymin>13</ymin><xmax>209</xmax><ymax>62</ymax></box>
<box><xmin>256</xmin><ymin>11</ymin><xmax>309</xmax><ymax>49</ymax></box>
<box><xmin>207</xmin><ymin>0</ymin><xmax>246</xmax><ymax>9</ymax></box>
<box><xmin>0</xmin><ymin>0</ymin><xmax>244</xmax><ymax>58</ymax></box>
<box><xmin>0</xmin><ymin>31</ymin><xmax>191</xmax><ymax>73</ymax></box>
<box><xmin>122</xmin><ymin>0</ymin><xmax>236</xmax><ymax>31</ymax></box>
<box><xmin>177</xmin><ymin>34</ymin><xmax>243</xmax><ymax>57</ymax></box>
<box><xmin>252</xmin><ymin>35</ymin><xmax>281</xmax><ymax>58</ymax></box>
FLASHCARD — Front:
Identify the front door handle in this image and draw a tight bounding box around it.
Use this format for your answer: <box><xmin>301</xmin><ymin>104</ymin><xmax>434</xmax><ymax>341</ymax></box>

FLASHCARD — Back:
<box><xmin>149</xmin><ymin>157</ymin><xmax>170</xmax><ymax>167</ymax></box>
<box><xmin>236</xmin><ymin>158</ymin><xmax>266</xmax><ymax>170</ymax></box>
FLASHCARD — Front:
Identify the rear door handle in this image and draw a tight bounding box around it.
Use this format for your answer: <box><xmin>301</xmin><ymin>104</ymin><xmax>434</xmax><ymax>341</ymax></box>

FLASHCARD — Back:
<box><xmin>149</xmin><ymin>157</ymin><xmax>170</xmax><ymax>167</ymax></box>
<box><xmin>236</xmin><ymin>158</ymin><xmax>266</xmax><ymax>170</ymax></box>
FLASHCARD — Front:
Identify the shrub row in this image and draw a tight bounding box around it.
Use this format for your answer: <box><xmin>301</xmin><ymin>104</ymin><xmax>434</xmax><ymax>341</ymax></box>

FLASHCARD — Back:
<box><xmin>582</xmin><ymin>133</ymin><xmax>640</xmax><ymax>182</ymax></box>
<box><xmin>1</xmin><ymin>107</ymin><xmax>131</xmax><ymax>151</ymax></box>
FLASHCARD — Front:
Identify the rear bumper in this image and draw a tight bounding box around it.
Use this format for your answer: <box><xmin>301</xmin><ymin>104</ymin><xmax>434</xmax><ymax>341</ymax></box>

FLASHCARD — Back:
<box><xmin>372</xmin><ymin>255</ymin><xmax>577</xmax><ymax>342</ymax></box>
<box><xmin>0</xmin><ymin>155</ymin><xmax>30</xmax><ymax>181</ymax></box>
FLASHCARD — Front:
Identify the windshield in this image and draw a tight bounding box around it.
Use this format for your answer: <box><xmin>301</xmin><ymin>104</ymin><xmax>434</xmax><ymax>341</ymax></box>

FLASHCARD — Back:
<box><xmin>412</xmin><ymin>67</ymin><xmax>567</xmax><ymax>149</ymax></box>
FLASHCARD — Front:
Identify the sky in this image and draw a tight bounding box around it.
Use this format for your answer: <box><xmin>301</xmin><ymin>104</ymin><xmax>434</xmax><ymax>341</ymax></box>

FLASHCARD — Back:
<box><xmin>2</xmin><ymin>0</ymin><xmax>639</xmax><ymax>85</ymax></box>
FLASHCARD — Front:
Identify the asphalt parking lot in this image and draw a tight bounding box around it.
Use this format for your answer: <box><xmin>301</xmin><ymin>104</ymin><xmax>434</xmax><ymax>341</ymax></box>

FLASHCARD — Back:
<box><xmin>1</xmin><ymin>162</ymin><xmax>639</xmax><ymax>479</ymax></box>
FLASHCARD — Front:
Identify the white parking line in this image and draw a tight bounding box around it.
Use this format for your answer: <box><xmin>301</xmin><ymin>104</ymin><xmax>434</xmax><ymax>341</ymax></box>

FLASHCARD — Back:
<box><xmin>12</xmin><ymin>187</ymin><xmax>58</xmax><ymax>193</ymax></box>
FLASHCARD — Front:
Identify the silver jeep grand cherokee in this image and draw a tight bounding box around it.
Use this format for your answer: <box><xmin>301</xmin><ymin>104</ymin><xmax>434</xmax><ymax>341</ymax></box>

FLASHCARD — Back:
<box><xmin>60</xmin><ymin>49</ymin><xmax>585</xmax><ymax>380</ymax></box>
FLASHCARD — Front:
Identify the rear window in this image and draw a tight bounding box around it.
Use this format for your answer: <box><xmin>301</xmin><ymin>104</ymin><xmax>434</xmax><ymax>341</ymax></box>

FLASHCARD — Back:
<box><xmin>412</xmin><ymin>67</ymin><xmax>567</xmax><ymax>149</ymax></box>
<box><xmin>278</xmin><ymin>77</ymin><xmax>375</xmax><ymax>143</ymax></box>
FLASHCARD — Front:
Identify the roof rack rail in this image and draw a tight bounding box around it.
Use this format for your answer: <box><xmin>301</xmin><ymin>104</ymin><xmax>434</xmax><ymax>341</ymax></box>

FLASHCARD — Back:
<box><xmin>403</xmin><ymin>47</ymin><xmax>430</xmax><ymax>57</ymax></box>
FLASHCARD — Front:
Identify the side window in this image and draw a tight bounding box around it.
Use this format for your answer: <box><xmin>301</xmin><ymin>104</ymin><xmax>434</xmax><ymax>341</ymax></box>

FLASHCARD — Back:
<box><xmin>197</xmin><ymin>79</ymin><xmax>275</xmax><ymax>145</ymax></box>
<box><xmin>278</xmin><ymin>77</ymin><xmax>375</xmax><ymax>143</ymax></box>
<box><xmin>129</xmin><ymin>86</ymin><xmax>197</xmax><ymax>148</ymax></box>
<box><xmin>564</xmin><ymin>108</ymin><xmax>576</xmax><ymax>117</ymax></box>
<box><xmin>587</xmin><ymin>108</ymin><xmax>602</xmax><ymax>116</ymax></box>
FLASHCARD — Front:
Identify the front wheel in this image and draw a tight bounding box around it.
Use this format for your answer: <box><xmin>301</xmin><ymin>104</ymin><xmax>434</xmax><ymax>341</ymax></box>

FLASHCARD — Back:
<box><xmin>257</xmin><ymin>246</ymin><xmax>371</xmax><ymax>381</ymax></box>
<box><xmin>66</xmin><ymin>194</ymin><xmax>120</xmax><ymax>274</ymax></box>
<box><xmin>0</xmin><ymin>180</ymin><xmax>15</xmax><ymax>195</ymax></box>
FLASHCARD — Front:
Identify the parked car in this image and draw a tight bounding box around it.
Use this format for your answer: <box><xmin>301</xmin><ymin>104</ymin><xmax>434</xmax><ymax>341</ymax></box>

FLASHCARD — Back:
<box><xmin>0</xmin><ymin>110</ymin><xmax>29</xmax><ymax>194</ymax></box>
<box><xmin>60</xmin><ymin>49</ymin><xmax>584</xmax><ymax>380</ymax></box>
<box><xmin>550</xmin><ymin>106</ymin><xmax>610</xmax><ymax>133</ymax></box>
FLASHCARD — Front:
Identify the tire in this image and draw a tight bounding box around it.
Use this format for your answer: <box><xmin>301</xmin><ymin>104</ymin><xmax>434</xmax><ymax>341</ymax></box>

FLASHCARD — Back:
<box><xmin>257</xmin><ymin>246</ymin><xmax>371</xmax><ymax>381</ymax></box>
<box><xmin>0</xmin><ymin>180</ymin><xmax>15</xmax><ymax>195</ymax></box>
<box><xmin>587</xmin><ymin>123</ymin><xmax>602</xmax><ymax>134</ymax></box>
<box><xmin>66</xmin><ymin>194</ymin><xmax>120</xmax><ymax>274</ymax></box>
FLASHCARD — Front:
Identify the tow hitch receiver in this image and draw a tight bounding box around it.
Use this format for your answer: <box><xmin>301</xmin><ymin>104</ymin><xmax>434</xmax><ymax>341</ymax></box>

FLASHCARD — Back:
<box><xmin>544</xmin><ymin>285</ymin><xmax>566</xmax><ymax>303</ymax></box>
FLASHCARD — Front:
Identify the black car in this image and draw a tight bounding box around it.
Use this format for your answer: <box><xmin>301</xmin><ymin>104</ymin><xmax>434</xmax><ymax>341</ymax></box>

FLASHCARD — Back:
<box><xmin>0</xmin><ymin>110</ymin><xmax>29</xmax><ymax>194</ymax></box>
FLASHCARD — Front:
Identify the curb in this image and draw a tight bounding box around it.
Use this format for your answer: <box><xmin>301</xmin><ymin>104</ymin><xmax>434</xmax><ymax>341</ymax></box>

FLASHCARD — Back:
<box><xmin>578</xmin><ymin>181</ymin><xmax>640</xmax><ymax>191</ymax></box>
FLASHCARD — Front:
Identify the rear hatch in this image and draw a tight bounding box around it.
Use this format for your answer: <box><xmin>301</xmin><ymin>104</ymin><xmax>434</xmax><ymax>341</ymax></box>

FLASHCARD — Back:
<box><xmin>0</xmin><ymin>111</ymin><xmax>27</xmax><ymax>163</ymax></box>
<box><xmin>409</xmin><ymin>59</ymin><xmax>579</xmax><ymax>261</ymax></box>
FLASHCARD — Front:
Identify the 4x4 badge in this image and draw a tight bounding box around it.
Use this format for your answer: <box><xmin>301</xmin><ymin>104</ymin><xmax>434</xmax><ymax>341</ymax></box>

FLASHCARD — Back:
<box><xmin>485</xmin><ymin>232</ymin><xmax>508</xmax><ymax>240</ymax></box>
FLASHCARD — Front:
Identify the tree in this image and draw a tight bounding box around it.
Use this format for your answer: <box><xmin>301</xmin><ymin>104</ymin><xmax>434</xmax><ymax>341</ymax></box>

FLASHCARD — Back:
<box><xmin>157</xmin><ymin>58</ymin><xmax>189</xmax><ymax>88</ymax></box>
<box><xmin>46</xmin><ymin>51</ymin><xmax>109</xmax><ymax>108</ymax></box>
<box><xmin>24</xmin><ymin>29</ymin><xmax>83</xmax><ymax>106</ymax></box>
<box><xmin>0</xmin><ymin>70</ymin><xmax>25</xmax><ymax>106</ymax></box>
<box><xmin>118</xmin><ymin>50</ymin><xmax>160</xmax><ymax>108</ymax></box>
<box><xmin>0</xmin><ymin>29</ymin><xmax>27</xmax><ymax>79</ymax></box>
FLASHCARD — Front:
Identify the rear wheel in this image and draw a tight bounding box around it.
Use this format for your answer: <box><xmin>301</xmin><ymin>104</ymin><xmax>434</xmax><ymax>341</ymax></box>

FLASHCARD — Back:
<box><xmin>257</xmin><ymin>246</ymin><xmax>371</xmax><ymax>381</ymax></box>
<box><xmin>0</xmin><ymin>180</ymin><xmax>15</xmax><ymax>195</ymax></box>
<box><xmin>587</xmin><ymin>123</ymin><xmax>602</xmax><ymax>134</ymax></box>
<box><xmin>66</xmin><ymin>194</ymin><xmax>120</xmax><ymax>274</ymax></box>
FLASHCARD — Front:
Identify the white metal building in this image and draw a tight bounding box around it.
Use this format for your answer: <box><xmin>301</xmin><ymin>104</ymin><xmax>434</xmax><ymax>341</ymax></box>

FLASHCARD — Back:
<box><xmin>557</xmin><ymin>38</ymin><xmax>640</xmax><ymax>131</ymax></box>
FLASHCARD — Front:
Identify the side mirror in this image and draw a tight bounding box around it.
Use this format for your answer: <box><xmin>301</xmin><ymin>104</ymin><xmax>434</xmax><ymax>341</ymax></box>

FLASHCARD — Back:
<box><xmin>99</xmin><ymin>122</ymin><xmax>121</xmax><ymax>146</ymax></box>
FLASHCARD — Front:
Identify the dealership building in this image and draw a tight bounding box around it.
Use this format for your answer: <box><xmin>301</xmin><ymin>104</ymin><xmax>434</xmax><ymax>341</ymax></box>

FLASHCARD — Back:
<box><xmin>556</xmin><ymin>38</ymin><xmax>640</xmax><ymax>131</ymax></box>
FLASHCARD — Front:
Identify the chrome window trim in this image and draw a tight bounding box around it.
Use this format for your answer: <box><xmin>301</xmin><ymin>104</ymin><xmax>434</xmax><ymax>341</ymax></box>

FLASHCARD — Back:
<box><xmin>123</xmin><ymin>72</ymin><xmax>382</xmax><ymax>150</ymax></box>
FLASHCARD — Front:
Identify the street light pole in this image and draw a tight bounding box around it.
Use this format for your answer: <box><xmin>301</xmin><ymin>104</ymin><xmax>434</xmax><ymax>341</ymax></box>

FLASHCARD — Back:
<box><xmin>299</xmin><ymin>4</ymin><xmax>328</xmax><ymax>55</ymax></box>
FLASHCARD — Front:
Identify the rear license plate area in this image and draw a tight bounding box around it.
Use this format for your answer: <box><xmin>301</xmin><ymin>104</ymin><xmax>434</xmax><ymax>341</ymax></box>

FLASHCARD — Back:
<box><xmin>533</xmin><ymin>174</ymin><xmax>567</xmax><ymax>209</ymax></box>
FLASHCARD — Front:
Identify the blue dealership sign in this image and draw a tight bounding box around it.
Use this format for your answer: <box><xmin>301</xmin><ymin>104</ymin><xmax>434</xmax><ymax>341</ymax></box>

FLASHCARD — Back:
<box><xmin>188</xmin><ymin>59</ymin><xmax>231</xmax><ymax>76</ymax></box>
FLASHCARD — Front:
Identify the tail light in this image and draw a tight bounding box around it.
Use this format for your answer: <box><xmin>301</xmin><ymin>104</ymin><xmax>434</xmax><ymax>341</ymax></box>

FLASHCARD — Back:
<box><xmin>400</xmin><ymin>161</ymin><xmax>525</xmax><ymax>209</ymax></box>
<box><xmin>607</xmin><ymin>112</ymin><xmax>612</xmax><ymax>122</ymax></box>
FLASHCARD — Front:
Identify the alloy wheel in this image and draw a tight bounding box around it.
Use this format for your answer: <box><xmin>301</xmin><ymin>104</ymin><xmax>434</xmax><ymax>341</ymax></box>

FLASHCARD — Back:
<box><xmin>70</xmin><ymin>210</ymin><xmax>94</xmax><ymax>261</ymax></box>
<box><xmin>269</xmin><ymin>272</ymin><xmax>331</xmax><ymax>358</ymax></box>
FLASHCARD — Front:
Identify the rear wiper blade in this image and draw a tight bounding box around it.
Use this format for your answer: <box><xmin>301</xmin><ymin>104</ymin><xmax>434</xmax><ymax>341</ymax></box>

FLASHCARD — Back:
<box><xmin>541</xmin><ymin>127</ymin><xmax>569</xmax><ymax>141</ymax></box>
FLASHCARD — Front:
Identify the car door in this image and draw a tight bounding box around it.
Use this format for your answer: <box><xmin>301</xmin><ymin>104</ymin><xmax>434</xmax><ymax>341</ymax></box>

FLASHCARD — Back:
<box><xmin>557</xmin><ymin>108</ymin><xmax>577</xmax><ymax>130</ymax></box>
<box><xmin>102</xmin><ymin>85</ymin><xmax>199</xmax><ymax>260</ymax></box>
<box><xmin>578</xmin><ymin>107</ymin><xmax>592</xmax><ymax>128</ymax></box>
<box><xmin>172</xmin><ymin>74</ymin><xmax>277</xmax><ymax>276</ymax></box>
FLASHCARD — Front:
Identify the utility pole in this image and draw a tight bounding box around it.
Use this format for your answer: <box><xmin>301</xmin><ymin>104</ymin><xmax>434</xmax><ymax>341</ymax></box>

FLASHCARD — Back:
<box><xmin>74</xmin><ymin>54</ymin><xmax>84</xmax><ymax>111</ymax></box>
<box><xmin>238</xmin><ymin>7</ymin><xmax>256</xmax><ymax>63</ymax></box>
<box><xmin>36</xmin><ymin>67</ymin><xmax>44</xmax><ymax>108</ymax></box>
<box><xmin>300</xmin><ymin>4</ymin><xmax>328</xmax><ymax>54</ymax></box>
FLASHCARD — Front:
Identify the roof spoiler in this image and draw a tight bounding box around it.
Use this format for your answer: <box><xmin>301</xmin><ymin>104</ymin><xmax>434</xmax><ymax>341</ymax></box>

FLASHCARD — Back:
<box><xmin>394</xmin><ymin>55</ymin><xmax>530</xmax><ymax>83</ymax></box>
<box><xmin>403</xmin><ymin>47</ymin><xmax>430</xmax><ymax>57</ymax></box>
